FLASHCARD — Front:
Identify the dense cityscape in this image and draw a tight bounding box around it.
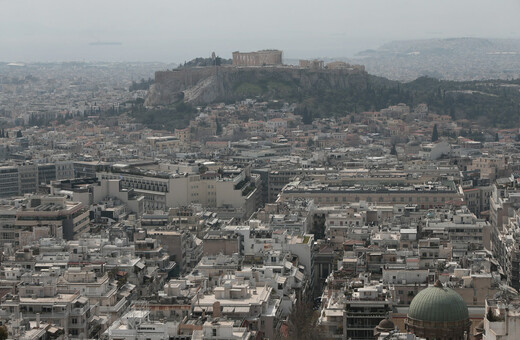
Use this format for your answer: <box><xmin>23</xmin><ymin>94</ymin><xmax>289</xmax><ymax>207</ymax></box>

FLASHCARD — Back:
<box><xmin>2</xmin><ymin>41</ymin><xmax>520</xmax><ymax>340</ymax></box>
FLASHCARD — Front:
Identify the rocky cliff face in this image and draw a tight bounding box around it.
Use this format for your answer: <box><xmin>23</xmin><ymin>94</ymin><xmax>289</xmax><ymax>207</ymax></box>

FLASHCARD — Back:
<box><xmin>145</xmin><ymin>66</ymin><xmax>369</xmax><ymax>106</ymax></box>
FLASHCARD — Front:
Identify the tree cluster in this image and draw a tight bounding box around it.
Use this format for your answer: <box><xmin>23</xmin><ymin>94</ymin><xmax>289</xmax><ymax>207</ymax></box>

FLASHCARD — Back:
<box><xmin>284</xmin><ymin>300</ymin><xmax>322</xmax><ymax>340</ymax></box>
<box><xmin>178</xmin><ymin>57</ymin><xmax>232</xmax><ymax>68</ymax></box>
<box><xmin>232</xmin><ymin>73</ymin><xmax>520</xmax><ymax>128</ymax></box>
<box><xmin>127</xmin><ymin>100</ymin><xmax>197</xmax><ymax>131</ymax></box>
<box><xmin>129</xmin><ymin>78</ymin><xmax>154</xmax><ymax>92</ymax></box>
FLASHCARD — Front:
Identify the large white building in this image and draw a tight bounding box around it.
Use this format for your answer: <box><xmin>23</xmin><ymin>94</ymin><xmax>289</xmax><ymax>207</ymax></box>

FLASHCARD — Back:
<box><xmin>98</xmin><ymin>164</ymin><xmax>261</xmax><ymax>218</ymax></box>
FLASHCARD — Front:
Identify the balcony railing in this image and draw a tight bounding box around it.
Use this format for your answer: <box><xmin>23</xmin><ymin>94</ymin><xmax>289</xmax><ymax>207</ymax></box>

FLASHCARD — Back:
<box><xmin>98</xmin><ymin>297</ymin><xmax>127</xmax><ymax>314</ymax></box>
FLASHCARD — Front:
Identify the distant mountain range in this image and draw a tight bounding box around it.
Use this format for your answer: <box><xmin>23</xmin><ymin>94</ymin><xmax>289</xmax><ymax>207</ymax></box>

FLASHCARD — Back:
<box><xmin>339</xmin><ymin>38</ymin><xmax>520</xmax><ymax>81</ymax></box>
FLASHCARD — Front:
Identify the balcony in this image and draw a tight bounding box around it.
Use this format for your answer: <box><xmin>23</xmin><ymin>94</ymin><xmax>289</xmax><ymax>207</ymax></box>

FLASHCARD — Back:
<box><xmin>98</xmin><ymin>297</ymin><xmax>127</xmax><ymax>314</ymax></box>
<box><xmin>70</xmin><ymin>305</ymin><xmax>89</xmax><ymax>316</ymax></box>
<box><xmin>22</xmin><ymin>311</ymin><xmax>68</xmax><ymax>320</ymax></box>
<box><xmin>485</xmin><ymin>318</ymin><xmax>506</xmax><ymax>336</ymax></box>
<box><xmin>69</xmin><ymin>320</ymin><xmax>87</xmax><ymax>328</ymax></box>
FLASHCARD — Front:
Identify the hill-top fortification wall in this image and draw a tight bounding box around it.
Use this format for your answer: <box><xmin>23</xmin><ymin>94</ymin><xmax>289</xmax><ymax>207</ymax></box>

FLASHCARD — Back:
<box><xmin>145</xmin><ymin>66</ymin><xmax>368</xmax><ymax>106</ymax></box>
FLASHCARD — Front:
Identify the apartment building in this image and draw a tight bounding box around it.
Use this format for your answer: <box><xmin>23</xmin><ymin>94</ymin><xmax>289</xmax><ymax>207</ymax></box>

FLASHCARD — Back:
<box><xmin>0</xmin><ymin>164</ymin><xmax>37</xmax><ymax>197</ymax></box>
<box><xmin>56</xmin><ymin>267</ymin><xmax>127</xmax><ymax>324</ymax></box>
<box><xmin>0</xmin><ymin>196</ymin><xmax>90</xmax><ymax>250</ymax></box>
<box><xmin>318</xmin><ymin>279</ymin><xmax>393</xmax><ymax>340</ymax></box>
<box><xmin>0</xmin><ymin>273</ymin><xmax>96</xmax><ymax>339</ymax></box>
<box><xmin>51</xmin><ymin>177</ymin><xmax>145</xmax><ymax>216</ymax></box>
<box><xmin>344</xmin><ymin>283</ymin><xmax>393</xmax><ymax>340</ymax></box>
<box><xmin>192</xmin><ymin>281</ymin><xmax>277</xmax><ymax>339</ymax></box>
<box><xmin>0</xmin><ymin>162</ymin><xmax>75</xmax><ymax>198</ymax></box>
<box><xmin>104</xmin><ymin>309</ymin><xmax>180</xmax><ymax>340</ymax></box>
<box><xmin>146</xmin><ymin>229</ymin><xmax>202</xmax><ymax>275</ymax></box>
<box><xmin>192</xmin><ymin>320</ymin><xmax>251</xmax><ymax>340</ymax></box>
<box><xmin>481</xmin><ymin>299</ymin><xmax>520</xmax><ymax>340</ymax></box>
<box><xmin>468</xmin><ymin>156</ymin><xmax>507</xmax><ymax>180</ymax></box>
<box><xmin>16</xmin><ymin>195</ymin><xmax>89</xmax><ymax>242</ymax></box>
<box><xmin>0</xmin><ymin>165</ymin><xmax>19</xmax><ymax>197</ymax></box>
<box><xmin>463</xmin><ymin>185</ymin><xmax>493</xmax><ymax>216</ymax></box>
<box><xmin>280</xmin><ymin>180</ymin><xmax>463</xmax><ymax>209</ymax></box>
<box><xmin>489</xmin><ymin>179</ymin><xmax>520</xmax><ymax>291</ymax></box>
<box><xmin>423</xmin><ymin>209</ymin><xmax>490</xmax><ymax>254</ymax></box>
<box><xmin>0</xmin><ymin>204</ymin><xmax>17</xmax><ymax>249</ymax></box>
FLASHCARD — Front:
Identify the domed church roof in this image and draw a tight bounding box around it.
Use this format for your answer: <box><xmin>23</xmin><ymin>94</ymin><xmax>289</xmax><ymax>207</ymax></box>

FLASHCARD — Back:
<box><xmin>408</xmin><ymin>280</ymin><xmax>469</xmax><ymax>323</ymax></box>
<box><xmin>377</xmin><ymin>318</ymin><xmax>395</xmax><ymax>330</ymax></box>
<box><xmin>374</xmin><ymin>318</ymin><xmax>396</xmax><ymax>336</ymax></box>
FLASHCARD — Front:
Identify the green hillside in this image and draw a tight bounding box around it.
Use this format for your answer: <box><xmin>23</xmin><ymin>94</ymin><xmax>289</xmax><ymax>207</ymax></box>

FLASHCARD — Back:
<box><xmin>291</xmin><ymin>75</ymin><xmax>520</xmax><ymax>127</ymax></box>
<box><xmin>140</xmin><ymin>65</ymin><xmax>520</xmax><ymax>129</ymax></box>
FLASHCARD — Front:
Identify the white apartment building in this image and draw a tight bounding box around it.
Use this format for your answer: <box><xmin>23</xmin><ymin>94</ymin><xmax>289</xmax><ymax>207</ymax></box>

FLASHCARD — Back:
<box><xmin>192</xmin><ymin>320</ymin><xmax>251</xmax><ymax>340</ymax></box>
<box><xmin>104</xmin><ymin>310</ymin><xmax>179</xmax><ymax>340</ymax></box>
<box><xmin>98</xmin><ymin>165</ymin><xmax>260</xmax><ymax>217</ymax></box>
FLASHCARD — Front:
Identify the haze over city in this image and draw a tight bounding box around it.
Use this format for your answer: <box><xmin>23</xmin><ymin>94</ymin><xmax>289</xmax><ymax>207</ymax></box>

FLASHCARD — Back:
<box><xmin>4</xmin><ymin>1</ymin><xmax>520</xmax><ymax>339</ymax></box>
<box><xmin>1</xmin><ymin>0</ymin><xmax>520</xmax><ymax>62</ymax></box>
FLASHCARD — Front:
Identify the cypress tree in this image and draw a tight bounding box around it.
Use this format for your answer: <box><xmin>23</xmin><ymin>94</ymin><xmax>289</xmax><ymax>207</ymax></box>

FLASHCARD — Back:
<box><xmin>432</xmin><ymin>124</ymin><xmax>439</xmax><ymax>142</ymax></box>
<box><xmin>390</xmin><ymin>144</ymin><xmax>397</xmax><ymax>155</ymax></box>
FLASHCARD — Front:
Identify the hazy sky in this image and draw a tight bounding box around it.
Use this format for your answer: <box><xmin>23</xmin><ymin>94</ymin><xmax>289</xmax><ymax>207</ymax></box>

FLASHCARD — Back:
<box><xmin>1</xmin><ymin>0</ymin><xmax>519</xmax><ymax>63</ymax></box>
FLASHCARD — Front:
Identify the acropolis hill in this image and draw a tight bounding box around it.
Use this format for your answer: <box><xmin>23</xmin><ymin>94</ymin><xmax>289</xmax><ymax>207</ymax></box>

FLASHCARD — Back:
<box><xmin>145</xmin><ymin>50</ymin><xmax>367</xmax><ymax>106</ymax></box>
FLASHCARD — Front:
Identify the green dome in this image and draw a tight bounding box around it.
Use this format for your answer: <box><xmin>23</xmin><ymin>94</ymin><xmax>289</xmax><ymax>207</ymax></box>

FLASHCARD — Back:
<box><xmin>408</xmin><ymin>281</ymin><xmax>469</xmax><ymax>323</ymax></box>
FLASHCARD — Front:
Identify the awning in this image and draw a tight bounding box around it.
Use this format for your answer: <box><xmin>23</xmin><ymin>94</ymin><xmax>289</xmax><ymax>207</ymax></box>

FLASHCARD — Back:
<box><xmin>119</xmin><ymin>290</ymin><xmax>131</xmax><ymax>297</ymax></box>
<box><xmin>194</xmin><ymin>306</ymin><xmax>213</xmax><ymax>313</ymax></box>
<box><xmin>234</xmin><ymin>307</ymin><xmax>250</xmax><ymax>313</ymax></box>
<box><xmin>48</xmin><ymin>327</ymin><xmax>62</xmax><ymax>334</ymax></box>
<box><xmin>76</xmin><ymin>296</ymin><xmax>88</xmax><ymax>304</ymax></box>
<box><xmin>223</xmin><ymin>307</ymin><xmax>235</xmax><ymax>313</ymax></box>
